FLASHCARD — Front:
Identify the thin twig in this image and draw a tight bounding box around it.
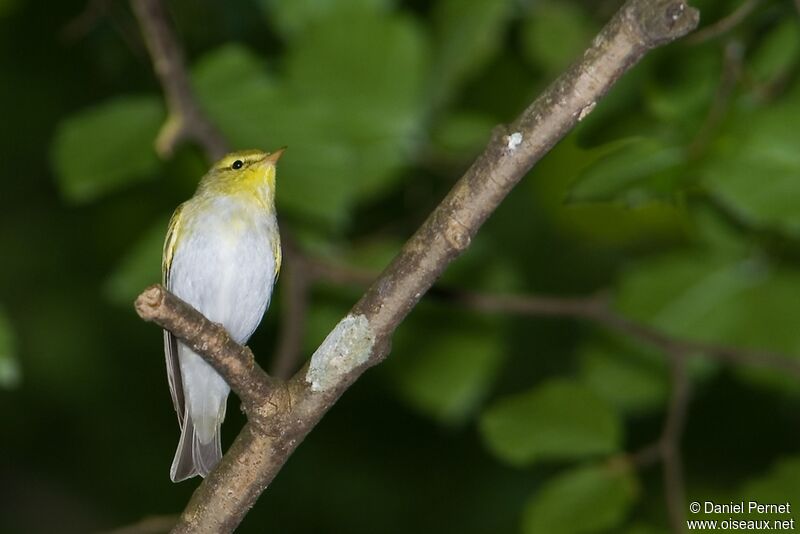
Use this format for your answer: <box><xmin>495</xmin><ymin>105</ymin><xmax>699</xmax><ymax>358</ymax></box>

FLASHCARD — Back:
<box><xmin>63</xmin><ymin>0</ymin><xmax>146</xmax><ymax>59</ymax></box>
<box><xmin>688</xmin><ymin>40</ymin><xmax>743</xmax><ymax>158</ymax></box>
<box><xmin>61</xmin><ymin>0</ymin><xmax>109</xmax><ymax>41</ymax></box>
<box><xmin>619</xmin><ymin>354</ymin><xmax>691</xmax><ymax>533</ymax></box>
<box><xmin>687</xmin><ymin>0</ymin><xmax>761</xmax><ymax>44</ymax></box>
<box><xmin>287</xmin><ymin>256</ymin><xmax>800</xmax><ymax>377</ymax></box>
<box><xmin>661</xmin><ymin>352</ymin><xmax>691</xmax><ymax>533</ymax></box>
<box><xmin>131</xmin><ymin>0</ymin><xmax>227</xmax><ymax>159</ymax></box>
<box><xmin>418</xmin><ymin>288</ymin><xmax>800</xmax><ymax>378</ymax></box>
<box><xmin>629</xmin><ymin>442</ymin><xmax>664</xmax><ymax>468</ymax></box>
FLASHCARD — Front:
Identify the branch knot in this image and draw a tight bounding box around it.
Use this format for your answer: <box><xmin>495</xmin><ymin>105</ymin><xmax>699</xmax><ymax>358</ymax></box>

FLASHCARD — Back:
<box><xmin>625</xmin><ymin>0</ymin><xmax>700</xmax><ymax>48</ymax></box>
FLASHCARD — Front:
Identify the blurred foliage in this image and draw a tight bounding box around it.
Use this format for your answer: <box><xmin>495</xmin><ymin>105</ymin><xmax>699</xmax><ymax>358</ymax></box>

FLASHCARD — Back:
<box><xmin>578</xmin><ymin>339</ymin><xmax>669</xmax><ymax>414</ymax></box>
<box><xmin>52</xmin><ymin>96</ymin><xmax>164</xmax><ymax>202</ymax></box>
<box><xmin>3</xmin><ymin>0</ymin><xmax>800</xmax><ymax>532</ymax></box>
<box><xmin>522</xmin><ymin>462</ymin><xmax>638</xmax><ymax>534</ymax></box>
<box><xmin>0</xmin><ymin>307</ymin><xmax>20</xmax><ymax>388</ymax></box>
<box><xmin>389</xmin><ymin>310</ymin><xmax>506</xmax><ymax>425</ymax></box>
<box><xmin>480</xmin><ymin>380</ymin><xmax>621</xmax><ymax>466</ymax></box>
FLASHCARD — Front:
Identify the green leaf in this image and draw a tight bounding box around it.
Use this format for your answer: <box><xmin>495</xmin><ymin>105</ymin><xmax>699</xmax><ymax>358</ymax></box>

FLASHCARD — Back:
<box><xmin>430</xmin><ymin>0</ymin><xmax>513</xmax><ymax>106</ymax></box>
<box><xmin>0</xmin><ymin>308</ymin><xmax>20</xmax><ymax>388</ymax></box>
<box><xmin>282</xmin><ymin>6</ymin><xmax>427</xmax><ymax>194</ymax></box>
<box><xmin>739</xmin><ymin>457</ymin><xmax>800</xmax><ymax>520</ymax></box>
<box><xmin>257</xmin><ymin>0</ymin><xmax>391</xmax><ymax>39</ymax></box>
<box><xmin>192</xmin><ymin>44</ymin><xmax>281</xmax><ymax>149</ymax></box>
<box><xmin>749</xmin><ymin>19</ymin><xmax>800</xmax><ymax>86</ymax></box>
<box><xmin>104</xmin><ymin>217</ymin><xmax>168</xmax><ymax>306</ymax></box>
<box><xmin>706</xmin><ymin>159</ymin><xmax>800</xmax><ymax>236</ymax></box>
<box><xmin>51</xmin><ymin>96</ymin><xmax>164</xmax><ymax>203</ymax></box>
<box><xmin>479</xmin><ymin>379</ymin><xmax>622</xmax><ymax>466</ymax></box>
<box><xmin>390</xmin><ymin>317</ymin><xmax>505</xmax><ymax>425</ymax></box>
<box><xmin>522</xmin><ymin>462</ymin><xmax>638</xmax><ymax>534</ymax></box>
<box><xmin>530</xmin><ymin>138</ymin><xmax>689</xmax><ymax>247</ymax></box>
<box><xmin>728</xmin><ymin>270</ymin><xmax>800</xmax><ymax>393</ymax></box>
<box><xmin>617</xmin><ymin>251</ymin><xmax>800</xmax><ymax>393</ymax></box>
<box><xmin>617</xmin><ymin>251</ymin><xmax>799</xmax><ymax>349</ymax></box>
<box><xmin>568</xmin><ymin>137</ymin><xmax>686</xmax><ymax>203</ymax></box>
<box><xmin>704</xmin><ymin>96</ymin><xmax>800</xmax><ymax>235</ymax></box>
<box><xmin>691</xmin><ymin>204</ymin><xmax>750</xmax><ymax>254</ymax></box>
<box><xmin>522</xmin><ymin>1</ymin><xmax>596</xmax><ymax>74</ymax></box>
<box><xmin>579</xmin><ymin>342</ymin><xmax>668</xmax><ymax>414</ymax></box>
<box><xmin>191</xmin><ymin>9</ymin><xmax>428</xmax><ymax>229</ymax></box>
<box><xmin>644</xmin><ymin>47</ymin><xmax>719</xmax><ymax>127</ymax></box>
<box><xmin>617</xmin><ymin>253</ymin><xmax>747</xmax><ymax>342</ymax></box>
<box><xmin>283</xmin><ymin>7</ymin><xmax>425</xmax><ymax>144</ymax></box>
<box><xmin>192</xmin><ymin>45</ymin><xmax>351</xmax><ymax>225</ymax></box>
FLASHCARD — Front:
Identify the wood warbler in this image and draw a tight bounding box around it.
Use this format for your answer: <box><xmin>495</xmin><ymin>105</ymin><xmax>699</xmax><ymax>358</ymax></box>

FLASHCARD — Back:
<box><xmin>162</xmin><ymin>148</ymin><xmax>283</xmax><ymax>482</ymax></box>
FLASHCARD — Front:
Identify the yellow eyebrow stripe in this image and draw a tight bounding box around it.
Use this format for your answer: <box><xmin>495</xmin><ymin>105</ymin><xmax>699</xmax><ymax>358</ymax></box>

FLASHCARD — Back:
<box><xmin>214</xmin><ymin>150</ymin><xmax>268</xmax><ymax>171</ymax></box>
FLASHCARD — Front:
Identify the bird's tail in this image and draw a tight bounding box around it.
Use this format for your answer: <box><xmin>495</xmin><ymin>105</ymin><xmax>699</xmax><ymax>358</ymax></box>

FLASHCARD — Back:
<box><xmin>170</xmin><ymin>404</ymin><xmax>225</xmax><ymax>482</ymax></box>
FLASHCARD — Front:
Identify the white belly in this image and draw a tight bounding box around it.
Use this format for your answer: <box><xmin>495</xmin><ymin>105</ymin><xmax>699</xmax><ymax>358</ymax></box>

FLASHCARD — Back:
<box><xmin>166</xmin><ymin>195</ymin><xmax>279</xmax><ymax>446</ymax></box>
<box><xmin>169</xmin><ymin>197</ymin><xmax>278</xmax><ymax>343</ymax></box>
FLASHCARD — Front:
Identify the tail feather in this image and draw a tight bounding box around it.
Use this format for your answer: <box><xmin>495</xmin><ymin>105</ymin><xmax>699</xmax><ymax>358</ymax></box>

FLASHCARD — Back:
<box><xmin>192</xmin><ymin>424</ymin><xmax>223</xmax><ymax>476</ymax></box>
<box><xmin>170</xmin><ymin>408</ymin><xmax>223</xmax><ymax>482</ymax></box>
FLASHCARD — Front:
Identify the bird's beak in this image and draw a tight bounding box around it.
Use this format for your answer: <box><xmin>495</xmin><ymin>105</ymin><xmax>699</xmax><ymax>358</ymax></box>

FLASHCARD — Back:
<box><xmin>263</xmin><ymin>147</ymin><xmax>287</xmax><ymax>165</ymax></box>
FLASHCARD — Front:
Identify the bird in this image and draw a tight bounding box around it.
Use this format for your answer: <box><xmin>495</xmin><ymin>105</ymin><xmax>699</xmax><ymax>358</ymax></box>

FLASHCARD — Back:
<box><xmin>161</xmin><ymin>148</ymin><xmax>283</xmax><ymax>482</ymax></box>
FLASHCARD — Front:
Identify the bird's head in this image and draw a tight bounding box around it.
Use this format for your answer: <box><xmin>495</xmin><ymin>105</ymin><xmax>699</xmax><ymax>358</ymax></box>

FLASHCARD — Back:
<box><xmin>199</xmin><ymin>148</ymin><xmax>286</xmax><ymax>202</ymax></box>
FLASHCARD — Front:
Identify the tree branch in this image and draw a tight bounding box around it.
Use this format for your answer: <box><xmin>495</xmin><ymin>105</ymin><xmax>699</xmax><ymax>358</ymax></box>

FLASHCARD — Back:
<box><xmin>438</xmin><ymin>289</ymin><xmax>800</xmax><ymax>378</ymax></box>
<box><xmin>661</xmin><ymin>352</ymin><xmax>691</xmax><ymax>533</ymax></box>
<box><xmin>343</xmin><ymin>0</ymin><xmax>698</xmax><ymax>351</ymax></box>
<box><xmin>299</xmin><ymin>257</ymin><xmax>800</xmax><ymax>379</ymax></box>
<box><xmin>131</xmin><ymin>0</ymin><xmax>227</xmax><ymax>159</ymax></box>
<box><xmin>135</xmin><ymin>285</ymin><xmax>278</xmax><ymax>421</ymax></box>
<box><xmin>132</xmin><ymin>0</ymin><xmax>700</xmax><ymax>531</ymax></box>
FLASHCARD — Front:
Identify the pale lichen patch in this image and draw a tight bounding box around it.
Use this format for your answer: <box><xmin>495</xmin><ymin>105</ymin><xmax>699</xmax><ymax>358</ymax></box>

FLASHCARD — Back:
<box><xmin>505</xmin><ymin>132</ymin><xmax>523</xmax><ymax>151</ymax></box>
<box><xmin>306</xmin><ymin>314</ymin><xmax>376</xmax><ymax>392</ymax></box>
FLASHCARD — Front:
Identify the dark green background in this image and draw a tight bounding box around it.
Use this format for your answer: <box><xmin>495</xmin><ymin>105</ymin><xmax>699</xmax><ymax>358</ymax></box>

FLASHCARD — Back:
<box><xmin>2</xmin><ymin>0</ymin><xmax>800</xmax><ymax>532</ymax></box>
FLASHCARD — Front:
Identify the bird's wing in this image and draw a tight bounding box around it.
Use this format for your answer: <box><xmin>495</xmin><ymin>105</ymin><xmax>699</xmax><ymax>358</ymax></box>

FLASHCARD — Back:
<box><xmin>162</xmin><ymin>203</ymin><xmax>183</xmax><ymax>280</ymax></box>
<box><xmin>272</xmin><ymin>231</ymin><xmax>282</xmax><ymax>285</ymax></box>
<box><xmin>163</xmin><ymin>204</ymin><xmax>186</xmax><ymax>426</ymax></box>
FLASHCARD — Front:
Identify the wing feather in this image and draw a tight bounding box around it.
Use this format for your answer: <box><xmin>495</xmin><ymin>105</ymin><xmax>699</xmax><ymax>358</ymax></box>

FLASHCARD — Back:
<box><xmin>272</xmin><ymin>231</ymin><xmax>282</xmax><ymax>285</ymax></box>
<box><xmin>163</xmin><ymin>205</ymin><xmax>186</xmax><ymax>425</ymax></box>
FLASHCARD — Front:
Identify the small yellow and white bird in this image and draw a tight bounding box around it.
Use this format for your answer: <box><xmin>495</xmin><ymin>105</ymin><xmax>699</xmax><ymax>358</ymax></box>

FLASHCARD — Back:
<box><xmin>162</xmin><ymin>148</ymin><xmax>283</xmax><ymax>482</ymax></box>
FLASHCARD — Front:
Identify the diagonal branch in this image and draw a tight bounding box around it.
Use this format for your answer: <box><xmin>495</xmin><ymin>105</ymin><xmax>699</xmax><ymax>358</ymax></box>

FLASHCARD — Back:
<box><xmin>132</xmin><ymin>0</ymin><xmax>700</xmax><ymax>532</ymax></box>
<box><xmin>339</xmin><ymin>0</ymin><xmax>700</xmax><ymax>353</ymax></box>
<box><xmin>131</xmin><ymin>0</ymin><xmax>227</xmax><ymax>159</ymax></box>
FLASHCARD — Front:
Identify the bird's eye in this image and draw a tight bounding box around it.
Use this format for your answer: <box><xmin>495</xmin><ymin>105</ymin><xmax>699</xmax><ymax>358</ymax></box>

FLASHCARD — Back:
<box><xmin>232</xmin><ymin>160</ymin><xmax>244</xmax><ymax>170</ymax></box>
